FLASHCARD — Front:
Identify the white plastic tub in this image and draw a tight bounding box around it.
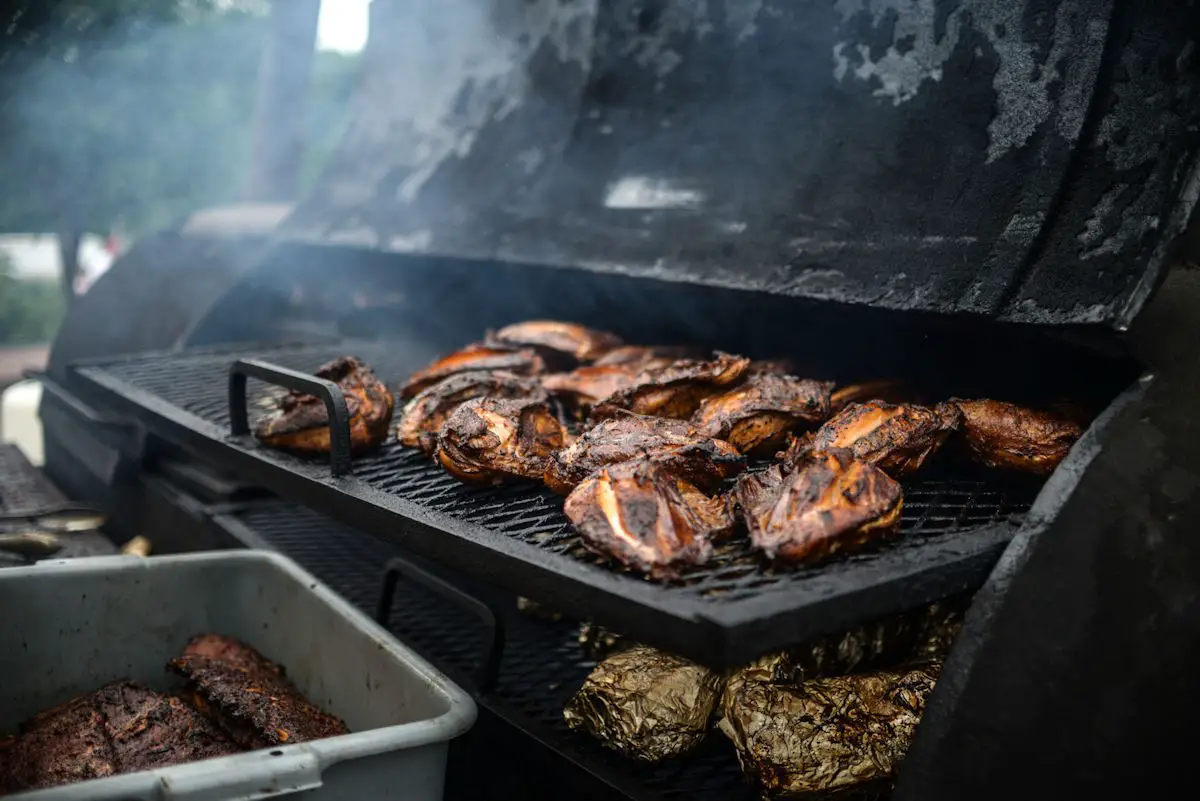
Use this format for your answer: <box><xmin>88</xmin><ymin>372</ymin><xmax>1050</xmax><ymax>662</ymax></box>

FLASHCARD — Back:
<box><xmin>0</xmin><ymin>551</ymin><xmax>476</xmax><ymax>800</ymax></box>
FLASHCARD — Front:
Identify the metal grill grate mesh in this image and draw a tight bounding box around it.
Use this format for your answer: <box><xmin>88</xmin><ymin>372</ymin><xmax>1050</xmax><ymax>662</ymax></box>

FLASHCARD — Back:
<box><xmin>227</xmin><ymin>501</ymin><xmax>754</xmax><ymax>801</ymax></box>
<box><xmin>81</xmin><ymin>343</ymin><xmax>1038</xmax><ymax>604</ymax></box>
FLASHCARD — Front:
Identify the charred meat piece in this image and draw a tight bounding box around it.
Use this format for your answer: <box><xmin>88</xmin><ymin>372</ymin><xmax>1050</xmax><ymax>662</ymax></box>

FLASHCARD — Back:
<box><xmin>718</xmin><ymin>662</ymin><xmax>940</xmax><ymax>799</ymax></box>
<box><xmin>437</xmin><ymin>396</ymin><xmax>567</xmax><ymax>484</ymax></box>
<box><xmin>592</xmin><ymin>345</ymin><xmax>707</xmax><ymax>369</ymax></box>
<box><xmin>591</xmin><ymin>353</ymin><xmax>751</xmax><ymax>421</ymax></box>
<box><xmin>830</xmin><ymin>379</ymin><xmax>908</xmax><ymax>413</ymax></box>
<box><xmin>96</xmin><ymin>682</ymin><xmax>238</xmax><ymax>772</ymax></box>
<box><xmin>397</xmin><ymin>370</ymin><xmax>546</xmax><ymax>454</ymax></box>
<box><xmin>952</xmin><ymin>399</ymin><xmax>1083</xmax><ymax>475</ymax></box>
<box><xmin>692</xmin><ymin>374</ymin><xmax>834</xmax><ymax>457</ymax></box>
<box><xmin>0</xmin><ymin>691</ymin><xmax>116</xmax><ymax>793</ymax></box>
<box><xmin>564</xmin><ymin>645</ymin><xmax>723</xmax><ymax>762</ymax></box>
<box><xmin>544</xmin><ymin>414</ymin><xmax>745</xmax><ymax>495</ymax></box>
<box><xmin>776</xmin><ymin>431</ymin><xmax>815</xmax><ymax>466</ymax></box>
<box><xmin>542</xmin><ymin>365</ymin><xmax>642</xmax><ymax>414</ymax></box>
<box><xmin>746</xmin><ymin>358</ymin><xmax>797</xmax><ymax>376</ymax></box>
<box><xmin>169</xmin><ymin>634</ymin><xmax>349</xmax><ymax>750</ymax></box>
<box><xmin>564</xmin><ymin>460</ymin><xmax>734</xmax><ymax>578</ymax></box>
<box><xmin>400</xmin><ymin>343</ymin><xmax>546</xmax><ymax>399</ymax></box>
<box><xmin>811</xmin><ymin>400</ymin><xmax>962</xmax><ymax>478</ymax></box>
<box><xmin>737</xmin><ymin>450</ymin><xmax>903</xmax><ymax>564</ymax></box>
<box><xmin>488</xmin><ymin>320</ymin><xmax>622</xmax><ymax>363</ymax></box>
<box><xmin>254</xmin><ymin>356</ymin><xmax>394</xmax><ymax>458</ymax></box>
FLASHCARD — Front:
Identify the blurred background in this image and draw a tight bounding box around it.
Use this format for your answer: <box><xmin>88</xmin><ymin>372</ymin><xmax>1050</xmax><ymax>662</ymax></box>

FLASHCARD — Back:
<box><xmin>0</xmin><ymin>0</ymin><xmax>367</xmax><ymax>384</ymax></box>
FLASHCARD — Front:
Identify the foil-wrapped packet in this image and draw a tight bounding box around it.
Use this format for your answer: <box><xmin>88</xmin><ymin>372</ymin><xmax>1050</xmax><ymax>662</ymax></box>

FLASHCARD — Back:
<box><xmin>719</xmin><ymin>662</ymin><xmax>941</xmax><ymax>799</ymax></box>
<box><xmin>563</xmin><ymin>644</ymin><xmax>723</xmax><ymax>762</ymax></box>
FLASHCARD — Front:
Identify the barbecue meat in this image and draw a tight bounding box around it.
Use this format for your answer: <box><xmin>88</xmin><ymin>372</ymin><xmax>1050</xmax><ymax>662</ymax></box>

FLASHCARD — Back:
<box><xmin>737</xmin><ymin>450</ymin><xmax>903</xmax><ymax>564</ymax></box>
<box><xmin>591</xmin><ymin>353</ymin><xmax>751</xmax><ymax>421</ymax></box>
<box><xmin>564</xmin><ymin>460</ymin><xmax>734</xmax><ymax>578</ymax></box>
<box><xmin>952</xmin><ymin>398</ymin><xmax>1084</xmax><ymax>475</ymax></box>
<box><xmin>542</xmin><ymin>365</ymin><xmax>642</xmax><ymax>414</ymax></box>
<box><xmin>397</xmin><ymin>370</ymin><xmax>546</xmax><ymax>454</ymax></box>
<box><xmin>96</xmin><ymin>682</ymin><xmax>238</xmax><ymax>772</ymax></box>
<box><xmin>776</xmin><ymin>431</ymin><xmax>815</xmax><ymax>466</ymax></box>
<box><xmin>437</xmin><ymin>396</ymin><xmax>568</xmax><ymax>484</ymax></box>
<box><xmin>169</xmin><ymin>634</ymin><xmax>349</xmax><ymax>749</ymax></box>
<box><xmin>0</xmin><ymin>692</ymin><xmax>116</xmax><ymax>794</ymax></box>
<box><xmin>254</xmin><ymin>356</ymin><xmax>394</xmax><ymax>458</ymax></box>
<box><xmin>811</xmin><ymin>400</ymin><xmax>962</xmax><ymax>478</ymax></box>
<box><xmin>830</xmin><ymin>379</ymin><xmax>908</xmax><ymax>413</ymax></box>
<box><xmin>488</xmin><ymin>320</ymin><xmax>622</xmax><ymax>363</ymax></box>
<box><xmin>564</xmin><ymin>644</ymin><xmax>723</xmax><ymax>762</ymax></box>
<box><xmin>692</xmin><ymin>374</ymin><xmax>834</xmax><ymax>457</ymax></box>
<box><xmin>400</xmin><ymin>343</ymin><xmax>546</xmax><ymax>399</ymax></box>
<box><xmin>592</xmin><ymin>345</ymin><xmax>707</xmax><ymax>369</ymax></box>
<box><xmin>544</xmin><ymin>414</ymin><xmax>745</xmax><ymax>495</ymax></box>
<box><xmin>747</xmin><ymin>359</ymin><xmax>797</xmax><ymax>376</ymax></box>
<box><xmin>718</xmin><ymin>662</ymin><xmax>940</xmax><ymax>799</ymax></box>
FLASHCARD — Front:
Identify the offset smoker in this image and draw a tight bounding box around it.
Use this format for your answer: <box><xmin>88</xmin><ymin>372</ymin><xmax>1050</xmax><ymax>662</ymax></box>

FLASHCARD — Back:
<box><xmin>39</xmin><ymin>1</ymin><xmax>1200</xmax><ymax>800</ymax></box>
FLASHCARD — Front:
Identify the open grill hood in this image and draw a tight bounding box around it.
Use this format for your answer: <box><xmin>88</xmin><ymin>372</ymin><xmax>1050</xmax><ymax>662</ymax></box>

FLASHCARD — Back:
<box><xmin>280</xmin><ymin>0</ymin><xmax>1200</xmax><ymax>328</ymax></box>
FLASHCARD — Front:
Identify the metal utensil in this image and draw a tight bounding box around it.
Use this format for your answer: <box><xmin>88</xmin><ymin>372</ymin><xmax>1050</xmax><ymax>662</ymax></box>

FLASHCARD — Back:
<box><xmin>0</xmin><ymin>532</ymin><xmax>62</xmax><ymax>559</ymax></box>
<box><xmin>0</xmin><ymin>504</ymin><xmax>107</xmax><ymax>534</ymax></box>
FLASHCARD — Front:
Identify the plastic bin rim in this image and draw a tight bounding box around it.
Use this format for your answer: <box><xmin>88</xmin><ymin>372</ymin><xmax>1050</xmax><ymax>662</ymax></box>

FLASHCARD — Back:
<box><xmin>2</xmin><ymin>549</ymin><xmax>478</xmax><ymax>761</ymax></box>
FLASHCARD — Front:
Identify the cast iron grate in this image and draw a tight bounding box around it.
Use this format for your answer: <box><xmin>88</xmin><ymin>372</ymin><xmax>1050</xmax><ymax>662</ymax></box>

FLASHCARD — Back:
<box><xmin>221</xmin><ymin>501</ymin><xmax>754</xmax><ymax>801</ymax></box>
<box><xmin>74</xmin><ymin>342</ymin><xmax>1041</xmax><ymax>665</ymax></box>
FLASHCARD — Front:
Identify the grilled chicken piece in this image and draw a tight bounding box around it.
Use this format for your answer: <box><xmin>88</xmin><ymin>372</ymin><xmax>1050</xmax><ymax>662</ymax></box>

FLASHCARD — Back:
<box><xmin>542</xmin><ymin>365</ymin><xmax>642</xmax><ymax>413</ymax></box>
<box><xmin>737</xmin><ymin>449</ymin><xmax>902</xmax><ymax>564</ymax></box>
<box><xmin>169</xmin><ymin>634</ymin><xmax>349</xmax><ymax>750</ymax></box>
<box><xmin>777</xmin><ymin>431</ymin><xmax>816</xmax><ymax>466</ymax></box>
<box><xmin>565</xmin><ymin>460</ymin><xmax>734</xmax><ymax>578</ymax></box>
<box><xmin>400</xmin><ymin>343</ymin><xmax>546</xmax><ymax>399</ymax></box>
<box><xmin>951</xmin><ymin>399</ymin><xmax>1083</xmax><ymax>475</ymax></box>
<box><xmin>254</xmin><ymin>356</ymin><xmax>394</xmax><ymax>458</ymax></box>
<box><xmin>544</xmin><ymin>414</ymin><xmax>745</xmax><ymax>495</ymax></box>
<box><xmin>811</xmin><ymin>400</ymin><xmax>962</xmax><ymax>478</ymax></box>
<box><xmin>437</xmin><ymin>396</ymin><xmax>568</xmax><ymax>484</ymax></box>
<box><xmin>591</xmin><ymin>353</ymin><xmax>751</xmax><ymax>421</ymax></box>
<box><xmin>830</xmin><ymin>379</ymin><xmax>908</xmax><ymax>413</ymax></box>
<box><xmin>397</xmin><ymin>370</ymin><xmax>546</xmax><ymax>454</ymax></box>
<box><xmin>592</xmin><ymin>345</ymin><xmax>707</xmax><ymax>369</ymax></box>
<box><xmin>692</xmin><ymin>374</ymin><xmax>834</xmax><ymax>457</ymax></box>
<box><xmin>488</xmin><ymin>320</ymin><xmax>622</xmax><ymax>363</ymax></box>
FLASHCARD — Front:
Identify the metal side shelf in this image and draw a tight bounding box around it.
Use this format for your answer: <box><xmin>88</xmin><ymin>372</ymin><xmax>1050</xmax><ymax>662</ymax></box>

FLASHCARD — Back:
<box><xmin>211</xmin><ymin>500</ymin><xmax>755</xmax><ymax>801</ymax></box>
<box><xmin>72</xmin><ymin>342</ymin><xmax>1041</xmax><ymax>668</ymax></box>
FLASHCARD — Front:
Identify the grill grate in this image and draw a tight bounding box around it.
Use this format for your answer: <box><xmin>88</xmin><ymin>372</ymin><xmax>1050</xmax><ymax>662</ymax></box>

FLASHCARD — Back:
<box><xmin>74</xmin><ymin>342</ymin><xmax>1040</xmax><ymax>665</ymax></box>
<box><xmin>220</xmin><ymin>501</ymin><xmax>754</xmax><ymax>801</ymax></box>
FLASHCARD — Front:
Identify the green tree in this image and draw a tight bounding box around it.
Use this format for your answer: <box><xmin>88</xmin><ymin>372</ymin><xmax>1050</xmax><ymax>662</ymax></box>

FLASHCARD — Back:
<box><xmin>0</xmin><ymin>253</ymin><xmax>65</xmax><ymax>345</ymax></box>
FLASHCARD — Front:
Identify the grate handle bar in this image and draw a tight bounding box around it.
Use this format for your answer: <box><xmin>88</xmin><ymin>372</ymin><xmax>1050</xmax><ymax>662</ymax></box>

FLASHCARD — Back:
<box><xmin>376</xmin><ymin>555</ymin><xmax>506</xmax><ymax>694</ymax></box>
<box><xmin>228</xmin><ymin>359</ymin><xmax>354</xmax><ymax>478</ymax></box>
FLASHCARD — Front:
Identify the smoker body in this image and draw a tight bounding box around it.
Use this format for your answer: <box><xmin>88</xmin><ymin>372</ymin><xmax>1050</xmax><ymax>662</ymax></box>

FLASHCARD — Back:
<box><xmin>37</xmin><ymin>1</ymin><xmax>1200</xmax><ymax>798</ymax></box>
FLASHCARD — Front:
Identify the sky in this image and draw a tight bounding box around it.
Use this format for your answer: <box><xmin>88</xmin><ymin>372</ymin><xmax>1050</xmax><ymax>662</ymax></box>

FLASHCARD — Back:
<box><xmin>317</xmin><ymin>0</ymin><xmax>370</xmax><ymax>53</ymax></box>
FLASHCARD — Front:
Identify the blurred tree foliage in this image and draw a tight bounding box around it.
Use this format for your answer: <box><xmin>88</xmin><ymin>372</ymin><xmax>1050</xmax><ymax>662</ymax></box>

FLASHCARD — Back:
<box><xmin>0</xmin><ymin>253</ymin><xmax>65</xmax><ymax>345</ymax></box>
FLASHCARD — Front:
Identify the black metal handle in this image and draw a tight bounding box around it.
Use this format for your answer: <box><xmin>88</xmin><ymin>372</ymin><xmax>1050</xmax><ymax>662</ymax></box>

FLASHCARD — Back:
<box><xmin>27</xmin><ymin>371</ymin><xmax>133</xmax><ymax>430</ymax></box>
<box><xmin>228</xmin><ymin>359</ymin><xmax>354</xmax><ymax>478</ymax></box>
<box><xmin>376</xmin><ymin>556</ymin><xmax>506</xmax><ymax>694</ymax></box>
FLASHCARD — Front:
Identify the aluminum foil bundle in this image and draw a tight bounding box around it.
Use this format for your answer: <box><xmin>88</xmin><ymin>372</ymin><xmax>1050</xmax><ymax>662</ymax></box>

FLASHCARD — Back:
<box><xmin>718</xmin><ymin>662</ymin><xmax>941</xmax><ymax>799</ymax></box>
<box><xmin>563</xmin><ymin>644</ymin><xmax>724</xmax><ymax>762</ymax></box>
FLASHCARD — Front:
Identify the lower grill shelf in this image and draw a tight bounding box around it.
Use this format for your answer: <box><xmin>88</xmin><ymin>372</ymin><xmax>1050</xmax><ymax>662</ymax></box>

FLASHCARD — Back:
<box><xmin>213</xmin><ymin>501</ymin><xmax>755</xmax><ymax>801</ymax></box>
<box><xmin>74</xmin><ymin>341</ymin><xmax>1044</xmax><ymax>668</ymax></box>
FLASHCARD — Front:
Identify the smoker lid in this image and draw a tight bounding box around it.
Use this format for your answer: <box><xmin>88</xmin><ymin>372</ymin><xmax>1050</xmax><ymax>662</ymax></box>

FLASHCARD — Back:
<box><xmin>280</xmin><ymin>0</ymin><xmax>1200</xmax><ymax>328</ymax></box>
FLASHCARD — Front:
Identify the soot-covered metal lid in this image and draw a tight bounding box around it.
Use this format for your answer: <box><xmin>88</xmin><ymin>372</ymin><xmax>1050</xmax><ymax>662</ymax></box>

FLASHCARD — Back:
<box><xmin>281</xmin><ymin>0</ymin><xmax>1200</xmax><ymax>328</ymax></box>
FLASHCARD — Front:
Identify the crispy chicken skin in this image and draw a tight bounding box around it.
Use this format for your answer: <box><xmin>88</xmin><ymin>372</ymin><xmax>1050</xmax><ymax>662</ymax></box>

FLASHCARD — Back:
<box><xmin>397</xmin><ymin>370</ymin><xmax>546</xmax><ymax>454</ymax></box>
<box><xmin>811</xmin><ymin>400</ymin><xmax>962</xmax><ymax>478</ymax></box>
<box><xmin>437</xmin><ymin>396</ymin><xmax>568</xmax><ymax>484</ymax></box>
<box><xmin>400</xmin><ymin>343</ymin><xmax>546</xmax><ymax>399</ymax></box>
<box><xmin>737</xmin><ymin>449</ymin><xmax>903</xmax><ymax>564</ymax></box>
<box><xmin>542</xmin><ymin>365</ymin><xmax>642</xmax><ymax>412</ymax></box>
<box><xmin>692</xmin><ymin>374</ymin><xmax>834</xmax><ymax>457</ymax></box>
<box><xmin>951</xmin><ymin>399</ymin><xmax>1083</xmax><ymax>475</ymax></box>
<box><xmin>591</xmin><ymin>353</ymin><xmax>751</xmax><ymax>421</ymax></box>
<box><xmin>776</xmin><ymin>431</ymin><xmax>816</xmax><ymax>466</ymax></box>
<box><xmin>544</xmin><ymin>415</ymin><xmax>745</xmax><ymax>495</ymax></box>
<box><xmin>830</xmin><ymin>379</ymin><xmax>908</xmax><ymax>413</ymax></box>
<box><xmin>254</xmin><ymin>356</ymin><xmax>394</xmax><ymax>458</ymax></box>
<box><xmin>488</xmin><ymin>320</ymin><xmax>622</xmax><ymax>363</ymax></box>
<box><xmin>592</xmin><ymin>345</ymin><xmax>707</xmax><ymax>368</ymax></box>
<box><xmin>564</xmin><ymin>460</ymin><xmax>734</xmax><ymax>578</ymax></box>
